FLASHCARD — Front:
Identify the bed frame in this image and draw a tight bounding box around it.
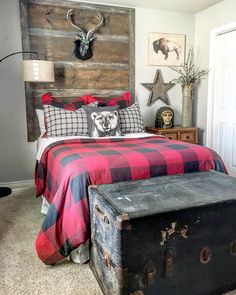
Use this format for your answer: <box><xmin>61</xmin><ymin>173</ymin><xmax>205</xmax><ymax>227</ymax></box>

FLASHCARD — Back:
<box><xmin>19</xmin><ymin>0</ymin><xmax>135</xmax><ymax>141</ymax></box>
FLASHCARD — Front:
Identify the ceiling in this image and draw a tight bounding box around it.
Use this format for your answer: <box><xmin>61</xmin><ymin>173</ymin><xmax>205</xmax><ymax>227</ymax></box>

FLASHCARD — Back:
<box><xmin>77</xmin><ymin>0</ymin><xmax>222</xmax><ymax>13</ymax></box>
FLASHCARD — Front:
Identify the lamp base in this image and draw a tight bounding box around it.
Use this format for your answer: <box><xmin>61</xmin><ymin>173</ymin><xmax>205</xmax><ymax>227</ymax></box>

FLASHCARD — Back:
<box><xmin>0</xmin><ymin>187</ymin><xmax>12</xmax><ymax>198</ymax></box>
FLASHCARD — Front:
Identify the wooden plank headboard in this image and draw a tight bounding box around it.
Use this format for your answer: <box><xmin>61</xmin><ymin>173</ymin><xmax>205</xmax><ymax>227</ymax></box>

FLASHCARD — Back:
<box><xmin>19</xmin><ymin>0</ymin><xmax>135</xmax><ymax>141</ymax></box>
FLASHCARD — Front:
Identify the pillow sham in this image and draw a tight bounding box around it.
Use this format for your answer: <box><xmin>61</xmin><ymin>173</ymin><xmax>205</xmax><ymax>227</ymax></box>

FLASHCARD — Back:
<box><xmin>87</xmin><ymin>92</ymin><xmax>132</xmax><ymax>109</ymax></box>
<box><xmin>36</xmin><ymin>109</ymin><xmax>46</xmax><ymax>136</ymax></box>
<box><xmin>42</xmin><ymin>93</ymin><xmax>91</xmax><ymax>111</ymax></box>
<box><xmin>43</xmin><ymin>102</ymin><xmax>98</xmax><ymax>137</ymax></box>
<box><xmin>118</xmin><ymin>103</ymin><xmax>145</xmax><ymax>134</ymax></box>
<box><xmin>83</xmin><ymin>105</ymin><xmax>122</xmax><ymax>137</ymax></box>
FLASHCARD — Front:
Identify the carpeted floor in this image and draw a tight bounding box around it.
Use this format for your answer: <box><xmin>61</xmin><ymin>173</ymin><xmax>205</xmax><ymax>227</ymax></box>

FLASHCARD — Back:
<box><xmin>0</xmin><ymin>187</ymin><xmax>102</xmax><ymax>295</ymax></box>
<box><xmin>0</xmin><ymin>187</ymin><xmax>235</xmax><ymax>295</ymax></box>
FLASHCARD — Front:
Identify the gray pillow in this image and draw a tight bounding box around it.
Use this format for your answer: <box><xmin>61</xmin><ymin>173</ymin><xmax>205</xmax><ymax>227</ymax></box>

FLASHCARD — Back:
<box><xmin>83</xmin><ymin>105</ymin><xmax>122</xmax><ymax>137</ymax></box>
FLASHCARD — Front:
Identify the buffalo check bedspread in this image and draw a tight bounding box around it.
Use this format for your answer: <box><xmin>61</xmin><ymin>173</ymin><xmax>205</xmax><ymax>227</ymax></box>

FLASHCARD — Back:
<box><xmin>35</xmin><ymin>136</ymin><xmax>226</xmax><ymax>264</ymax></box>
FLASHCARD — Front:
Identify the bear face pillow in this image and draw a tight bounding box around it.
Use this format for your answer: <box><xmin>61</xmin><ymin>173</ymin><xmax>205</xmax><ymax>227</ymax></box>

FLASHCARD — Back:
<box><xmin>83</xmin><ymin>105</ymin><xmax>122</xmax><ymax>137</ymax></box>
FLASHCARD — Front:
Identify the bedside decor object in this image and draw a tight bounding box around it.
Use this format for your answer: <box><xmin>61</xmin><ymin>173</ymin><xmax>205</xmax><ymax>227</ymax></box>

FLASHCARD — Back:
<box><xmin>67</xmin><ymin>9</ymin><xmax>104</xmax><ymax>61</ymax></box>
<box><xmin>148</xmin><ymin>33</ymin><xmax>185</xmax><ymax>66</ymax></box>
<box><xmin>169</xmin><ymin>48</ymin><xmax>208</xmax><ymax>127</ymax></box>
<box><xmin>155</xmin><ymin>106</ymin><xmax>174</xmax><ymax>129</ymax></box>
<box><xmin>142</xmin><ymin>69</ymin><xmax>175</xmax><ymax>106</ymax></box>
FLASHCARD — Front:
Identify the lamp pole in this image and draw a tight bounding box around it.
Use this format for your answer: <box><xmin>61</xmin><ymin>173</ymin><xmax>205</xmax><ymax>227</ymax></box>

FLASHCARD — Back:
<box><xmin>0</xmin><ymin>51</ymin><xmax>38</xmax><ymax>63</ymax></box>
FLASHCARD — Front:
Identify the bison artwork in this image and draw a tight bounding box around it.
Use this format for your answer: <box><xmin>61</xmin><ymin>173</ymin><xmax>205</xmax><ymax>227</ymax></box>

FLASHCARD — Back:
<box><xmin>153</xmin><ymin>38</ymin><xmax>181</xmax><ymax>60</ymax></box>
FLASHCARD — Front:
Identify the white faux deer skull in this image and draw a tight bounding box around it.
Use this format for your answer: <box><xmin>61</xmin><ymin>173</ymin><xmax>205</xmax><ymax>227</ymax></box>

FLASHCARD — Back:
<box><xmin>66</xmin><ymin>9</ymin><xmax>104</xmax><ymax>60</ymax></box>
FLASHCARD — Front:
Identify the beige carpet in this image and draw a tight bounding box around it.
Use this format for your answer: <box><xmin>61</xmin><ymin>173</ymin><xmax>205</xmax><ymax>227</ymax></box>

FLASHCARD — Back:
<box><xmin>0</xmin><ymin>187</ymin><xmax>235</xmax><ymax>295</ymax></box>
<box><xmin>0</xmin><ymin>187</ymin><xmax>102</xmax><ymax>295</ymax></box>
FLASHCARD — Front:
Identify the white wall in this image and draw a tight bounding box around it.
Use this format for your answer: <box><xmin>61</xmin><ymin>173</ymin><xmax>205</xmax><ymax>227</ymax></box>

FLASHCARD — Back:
<box><xmin>0</xmin><ymin>0</ymin><xmax>36</xmax><ymax>183</ymax></box>
<box><xmin>0</xmin><ymin>1</ymin><xmax>195</xmax><ymax>182</ymax></box>
<box><xmin>194</xmin><ymin>0</ymin><xmax>236</xmax><ymax>144</ymax></box>
<box><xmin>135</xmin><ymin>7</ymin><xmax>195</xmax><ymax>127</ymax></box>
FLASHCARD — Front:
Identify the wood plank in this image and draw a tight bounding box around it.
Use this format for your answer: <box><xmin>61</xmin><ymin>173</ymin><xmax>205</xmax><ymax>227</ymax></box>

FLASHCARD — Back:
<box><xmin>54</xmin><ymin>61</ymin><xmax>129</xmax><ymax>70</ymax></box>
<box><xmin>28</xmin><ymin>0</ymin><xmax>132</xmax><ymax>14</ymax></box>
<box><xmin>29</xmin><ymin>35</ymin><xmax>129</xmax><ymax>63</ymax></box>
<box><xmin>32</xmin><ymin>89</ymin><xmax>128</xmax><ymax>99</ymax></box>
<box><xmin>20</xmin><ymin>0</ymin><xmax>38</xmax><ymax>141</ymax></box>
<box><xmin>129</xmin><ymin>9</ymin><xmax>135</xmax><ymax>97</ymax></box>
<box><xmin>29</xmin><ymin>28</ymin><xmax>129</xmax><ymax>42</ymax></box>
<box><xmin>31</xmin><ymin>67</ymin><xmax>129</xmax><ymax>89</ymax></box>
<box><xmin>28</xmin><ymin>3</ymin><xmax>130</xmax><ymax>36</ymax></box>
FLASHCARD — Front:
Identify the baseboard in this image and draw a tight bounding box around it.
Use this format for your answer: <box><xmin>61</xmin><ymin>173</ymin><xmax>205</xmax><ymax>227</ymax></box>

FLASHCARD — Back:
<box><xmin>0</xmin><ymin>179</ymin><xmax>35</xmax><ymax>189</ymax></box>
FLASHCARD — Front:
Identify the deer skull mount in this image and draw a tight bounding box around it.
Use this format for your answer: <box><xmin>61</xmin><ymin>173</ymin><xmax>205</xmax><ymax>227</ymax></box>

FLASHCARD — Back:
<box><xmin>67</xmin><ymin>9</ymin><xmax>104</xmax><ymax>61</ymax></box>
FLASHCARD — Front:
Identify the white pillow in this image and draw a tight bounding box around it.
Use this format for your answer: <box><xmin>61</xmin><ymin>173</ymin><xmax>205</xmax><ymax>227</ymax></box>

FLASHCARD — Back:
<box><xmin>36</xmin><ymin>109</ymin><xmax>46</xmax><ymax>136</ymax></box>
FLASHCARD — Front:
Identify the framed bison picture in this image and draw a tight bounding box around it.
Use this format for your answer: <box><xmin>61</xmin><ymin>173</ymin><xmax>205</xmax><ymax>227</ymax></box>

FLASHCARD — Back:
<box><xmin>148</xmin><ymin>33</ymin><xmax>186</xmax><ymax>66</ymax></box>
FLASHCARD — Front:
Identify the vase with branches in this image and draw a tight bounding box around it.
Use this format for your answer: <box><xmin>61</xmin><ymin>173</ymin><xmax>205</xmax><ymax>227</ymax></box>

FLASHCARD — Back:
<box><xmin>169</xmin><ymin>47</ymin><xmax>209</xmax><ymax>127</ymax></box>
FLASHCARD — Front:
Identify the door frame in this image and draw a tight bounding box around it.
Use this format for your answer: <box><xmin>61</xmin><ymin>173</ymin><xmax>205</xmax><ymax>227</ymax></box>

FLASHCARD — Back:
<box><xmin>206</xmin><ymin>21</ymin><xmax>236</xmax><ymax>148</ymax></box>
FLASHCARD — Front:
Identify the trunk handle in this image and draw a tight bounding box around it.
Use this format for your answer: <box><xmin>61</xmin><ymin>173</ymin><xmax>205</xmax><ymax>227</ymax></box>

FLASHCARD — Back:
<box><xmin>200</xmin><ymin>246</ymin><xmax>212</xmax><ymax>264</ymax></box>
<box><xmin>94</xmin><ymin>204</ymin><xmax>110</xmax><ymax>224</ymax></box>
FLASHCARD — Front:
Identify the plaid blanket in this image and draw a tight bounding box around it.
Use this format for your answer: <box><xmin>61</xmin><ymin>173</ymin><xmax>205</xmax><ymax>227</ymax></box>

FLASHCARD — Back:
<box><xmin>35</xmin><ymin>136</ymin><xmax>226</xmax><ymax>264</ymax></box>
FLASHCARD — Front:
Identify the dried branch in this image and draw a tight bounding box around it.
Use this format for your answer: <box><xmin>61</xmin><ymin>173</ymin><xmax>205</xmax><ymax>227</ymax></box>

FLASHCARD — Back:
<box><xmin>169</xmin><ymin>48</ymin><xmax>209</xmax><ymax>85</ymax></box>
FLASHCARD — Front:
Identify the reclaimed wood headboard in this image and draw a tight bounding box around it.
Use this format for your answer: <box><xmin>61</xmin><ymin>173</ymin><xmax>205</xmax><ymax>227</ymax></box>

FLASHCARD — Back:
<box><xmin>19</xmin><ymin>0</ymin><xmax>135</xmax><ymax>141</ymax></box>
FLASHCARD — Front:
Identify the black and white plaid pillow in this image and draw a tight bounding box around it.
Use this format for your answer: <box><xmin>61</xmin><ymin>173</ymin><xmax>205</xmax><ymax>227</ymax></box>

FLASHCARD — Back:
<box><xmin>44</xmin><ymin>102</ymin><xmax>97</xmax><ymax>137</ymax></box>
<box><xmin>119</xmin><ymin>103</ymin><xmax>145</xmax><ymax>134</ymax></box>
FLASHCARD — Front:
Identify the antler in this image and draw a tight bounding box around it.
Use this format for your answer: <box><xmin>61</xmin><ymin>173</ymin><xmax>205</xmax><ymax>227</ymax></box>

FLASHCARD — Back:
<box><xmin>86</xmin><ymin>11</ymin><xmax>104</xmax><ymax>40</ymax></box>
<box><xmin>66</xmin><ymin>9</ymin><xmax>86</xmax><ymax>40</ymax></box>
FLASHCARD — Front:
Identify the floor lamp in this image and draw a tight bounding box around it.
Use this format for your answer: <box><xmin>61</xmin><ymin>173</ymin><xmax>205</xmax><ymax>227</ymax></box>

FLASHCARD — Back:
<box><xmin>0</xmin><ymin>51</ymin><xmax>55</xmax><ymax>198</ymax></box>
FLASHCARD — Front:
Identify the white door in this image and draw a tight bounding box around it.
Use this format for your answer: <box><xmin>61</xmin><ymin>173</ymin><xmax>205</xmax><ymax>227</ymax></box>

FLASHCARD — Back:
<box><xmin>210</xmin><ymin>29</ymin><xmax>236</xmax><ymax>177</ymax></box>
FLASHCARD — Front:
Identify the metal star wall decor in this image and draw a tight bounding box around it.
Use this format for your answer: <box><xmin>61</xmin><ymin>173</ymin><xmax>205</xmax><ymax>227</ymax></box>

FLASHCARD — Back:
<box><xmin>142</xmin><ymin>69</ymin><xmax>175</xmax><ymax>106</ymax></box>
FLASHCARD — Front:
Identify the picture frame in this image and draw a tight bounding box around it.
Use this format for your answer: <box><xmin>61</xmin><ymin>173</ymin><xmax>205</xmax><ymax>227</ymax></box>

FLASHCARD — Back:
<box><xmin>148</xmin><ymin>32</ymin><xmax>186</xmax><ymax>66</ymax></box>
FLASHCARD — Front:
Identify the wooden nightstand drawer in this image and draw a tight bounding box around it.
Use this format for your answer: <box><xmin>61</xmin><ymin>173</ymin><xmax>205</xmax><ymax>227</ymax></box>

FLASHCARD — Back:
<box><xmin>146</xmin><ymin>126</ymin><xmax>199</xmax><ymax>144</ymax></box>
<box><xmin>179</xmin><ymin>131</ymin><xmax>195</xmax><ymax>143</ymax></box>
<box><xmin>161</xmin><ymin>132</ymin><xmax>178</xmax><ymax>140</ymax></box>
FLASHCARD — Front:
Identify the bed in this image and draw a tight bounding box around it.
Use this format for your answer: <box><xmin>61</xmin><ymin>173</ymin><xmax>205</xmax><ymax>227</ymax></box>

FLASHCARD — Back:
<box><xmin>35</xmin><ymin>133</ymin><xmax>226</xmax><ymax>265</ymax></box>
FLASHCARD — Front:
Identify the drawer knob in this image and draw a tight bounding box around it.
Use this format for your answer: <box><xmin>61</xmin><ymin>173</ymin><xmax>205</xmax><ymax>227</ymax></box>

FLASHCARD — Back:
<box><xmin>200</xmin><ymin>246</ymin><xmax>212</xmax><ymax>264</ymax></box>
<box><xmin>186</xmin><ymin>136</ymin><xmax>190</xmax><ymax>139</ymax></box>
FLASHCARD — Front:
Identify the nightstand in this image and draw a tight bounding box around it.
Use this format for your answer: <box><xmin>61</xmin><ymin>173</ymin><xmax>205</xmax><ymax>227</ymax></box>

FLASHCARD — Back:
<box><xmin>146</xmin><ymin>126</ymin><xmax>199</xmax><ymax>144</ymax></box>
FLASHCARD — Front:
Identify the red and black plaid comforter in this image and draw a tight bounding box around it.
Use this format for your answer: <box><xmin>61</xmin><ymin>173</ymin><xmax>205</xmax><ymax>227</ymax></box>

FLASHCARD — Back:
<box><xmin>35</xmin><ymin>136</ymin><xmax>226</xmax><ymax>264</ymax></box>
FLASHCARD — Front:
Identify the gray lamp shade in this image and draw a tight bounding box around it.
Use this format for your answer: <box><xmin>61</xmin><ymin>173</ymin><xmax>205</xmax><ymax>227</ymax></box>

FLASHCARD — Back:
<box><xmin>22</xmin><ymin>60</ymin><xmax>55</xmax><ymax>82</ymax></box>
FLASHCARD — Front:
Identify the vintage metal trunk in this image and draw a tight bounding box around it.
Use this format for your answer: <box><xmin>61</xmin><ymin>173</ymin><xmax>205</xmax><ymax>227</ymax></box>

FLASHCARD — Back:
<box><xmin>88</xmin><ymin>171</ymin><xmax>236</xmax><ymax>295</ymax></box>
